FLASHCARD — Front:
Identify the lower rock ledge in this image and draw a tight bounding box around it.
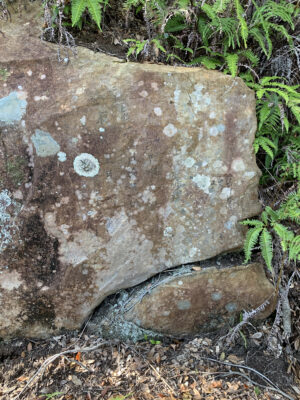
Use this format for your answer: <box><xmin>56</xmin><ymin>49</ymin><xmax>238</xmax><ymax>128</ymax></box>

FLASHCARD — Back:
<box><xmin>87</xmin><ymin>257</ymin><xmax>276</xmax><ymax>341</ymax></box>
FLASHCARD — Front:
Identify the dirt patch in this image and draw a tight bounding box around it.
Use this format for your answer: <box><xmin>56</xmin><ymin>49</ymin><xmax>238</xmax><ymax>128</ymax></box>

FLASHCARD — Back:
<box><xmin>0</xmin><ymin>326</ymin><xmax>299</xmax><ymax>400</ymax></box>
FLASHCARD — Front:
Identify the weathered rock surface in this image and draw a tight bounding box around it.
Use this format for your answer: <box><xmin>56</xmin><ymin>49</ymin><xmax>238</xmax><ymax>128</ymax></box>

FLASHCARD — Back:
<box><xmin>0</xmin><ymin>4</ymin><xmax>261</xmax><ymax>338</ymax></box>
<box><xmin>123</xmin><ymin>263</ymin><xmax>275</xmax><ymax>337</ymax></box>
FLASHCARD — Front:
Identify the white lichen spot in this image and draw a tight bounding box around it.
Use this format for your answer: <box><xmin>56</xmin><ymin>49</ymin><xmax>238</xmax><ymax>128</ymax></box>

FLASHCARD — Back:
<box><xmin>184</xmin><ymin>157</ymin><xmax>195</xmax><ymax>168</ymax></box>
<box><xmin>198</xmin><ymin>128</ymin><xmax>203</xmax><ymax>141</ymax></box>
<box><xmin>0</xmin><ymin>270</ymin><xmax>23</xmax><ymax>290</ymax></box>
<box><xmin>177</xmin><ymin>300</ymin><xmax>191</xmax><ymax>310</ymax></box>
<box><xmin>163</xmin><ymin>123</ymin><xmax>177</xmax><ymax>137</ymax></box>
<box><xmin>192</xmin><ymin>174</ymin><xmax>211</xmax><ymax>194</ymax></box>
<box><xmin>40</xmin><ymin>74</ymin><xmax>46</xmax><ymax>80</ymax></box>
<box><xmin>209</xmin><ymin>124</ymin><xmax>225</xmax><ymax>137</ymax></box>
<box><xmin>151</xmin><ymin>82</ymin><xmax>159</xmax><ymax>91</ymax></box>
<box><xmin>189</xmin><ymin>247</ymin><xmax>198</xmax><ymax>257</ymax></box>
<box><xmin>142</xmin><ymin>188</ymin><xmax>156</xmax><ymax>204</ymax></box>
<box><xmin>178</xmin><ymin>280</ymin><xmax>183</xmax><ymax>286</ymax></box>
<box><xmin>57</xmin><ymin>151</ymin><xmax>67</xmax><ymax>162</ymax></box>
<box><xmin>244</xmin><ymin>171</ymin><xmax>256</xmax><ymax>179</ymax></box>
<box><xmin>154</xmin><ymin>107</ymin><xmax>162</xmax><ymax>116</ymax></box>
<box><xmin>231</xmin><ymin>157</ymin><xmax>245</xmax><ymax>172</ymax></box>
<box><xmin>31</xmin><ymin>130</ymin><xmax>60</xmax><ymax>157</ymax></box>
<box><xmin>99</xmin><ymin>127</ymin><xmax>105</xmax><ymax>132</ymax></box>
<box><xmin>0</xmin><ymin>190</ymin><xmax>19</xmax><ymax>253</ymax></box>
<box><xmin>163</xmin><ymin>226</ymin><xmax>173</xmax><ymax>237</ymax></box>
<box><xmin>220</xmin><ymin>187</ymin><xmax>232</xmax><ymax>200</ymax></box>
<box><xmin>139</xmin><ymin>90</ymin><xmax>148</xmax><ymax>98</ymax></box>
<box><xmin>26</xmin><ymin>70</ymin><xmax>32</xmax><ymax>76</ymax></box>
<box><xmin>34</xmin><ymin>95</ymin><xmax>49</xmax><ymax>101</ymax></box>
<box><xmin>209</xmin><ymin>111</ymin><xmax>216</xmax><ymax>119</ymax></box>
<box><xmin>211</xmin><ymin>292</ymin><xmax>222</xmax><ymax>301</ymax></box>
<box><xmin>138</xmin><ymin>80</ymin><xmax>144</xmax><ymax>86</ymax></box>
<box><xmin>73</xmin><ymin>153</ymin><xmax>100</xmax><ymax>177</ymax></box>
<box><xmin>13</xmin><ymin>190</ymin><xmax>23</xmax><ymax>200</ymax></box>
<box><xmin>80</xmin><ymin>115</ymin><xmax>86</xmax><ymax>126</ymax></box>
<box><xmin>76</xmin><ymin>87</ymin><xmax>85</xmax><ymax>95</ymax></box>
<box><xmin>224</xmin><ymin>215</ymin><xmax>237</xmax><ymax>230</ymax></box>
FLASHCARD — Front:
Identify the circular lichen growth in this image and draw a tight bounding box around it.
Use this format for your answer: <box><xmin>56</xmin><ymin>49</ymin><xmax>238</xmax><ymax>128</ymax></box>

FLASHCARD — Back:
<box><xmin>73</xmin><ymin>153</ymin><xmax>100</xmax><ymax>177</ymax></box>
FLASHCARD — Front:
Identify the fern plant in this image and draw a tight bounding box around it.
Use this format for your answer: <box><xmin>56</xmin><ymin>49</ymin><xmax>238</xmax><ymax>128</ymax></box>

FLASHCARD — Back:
<box><xmin>246</xmin><ymin>78</ymin><xmax>300</xmax><ymax>166</ymax></box>
<box><xmin>242</xmin><ymin>186</ymin><xmax>300</xmax><ymax>270</ymax></box>
<box><xmin>71</xmin><ymin>0</ymin><xmax>108</xmax><ymax>29</ymax></box>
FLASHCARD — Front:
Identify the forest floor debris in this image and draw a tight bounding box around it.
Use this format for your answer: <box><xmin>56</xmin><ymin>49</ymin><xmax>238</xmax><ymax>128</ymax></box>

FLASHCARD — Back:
<box><xmin>1</xmin><ymin>329</ymin><xmax>299</xmax><ymax>400</ymax></box>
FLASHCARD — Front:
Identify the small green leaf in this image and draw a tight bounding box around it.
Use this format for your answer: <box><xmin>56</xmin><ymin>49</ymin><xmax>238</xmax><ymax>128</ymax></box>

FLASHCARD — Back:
<box><xmin>260</xmin><ymin>228</ymin><xmax>273</xmax><ymax>271</ymax></box>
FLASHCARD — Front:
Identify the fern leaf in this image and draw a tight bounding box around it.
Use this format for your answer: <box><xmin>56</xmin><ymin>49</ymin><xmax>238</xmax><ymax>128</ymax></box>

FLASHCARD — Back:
<box><xmin>254</xmin><ymin>137</ymin><xmax>276</xmax><ymax>159</ymax></box>
<box><xmin>201</xmin><ymin>4</ymin><xmax>217</xmax><ymax>22</ymax></box>
<box><xmin>240</xmin><ymin>49</ymin><xmax>259</xmax><ymax>67</ymax></box>
<box><xmin>289</xmin><ymin>236</ymin><xmax>300</xmax><ymax>261</ymax></box>
<box><xmin>240</xmin><ymin>219</ymin><xmax>264</xmax><ymax>227</ymax></box>
<box><xmin>260</xmin><ymin>228</ymin><xmax>273</xmax><ymax>271</ymax></box>
<box><xmin>260</xmin><ymin>76</ymin><xmax>282</xmax><ymax>85</ymax></box>
<box><xmin>234</xmin><ymin>0</ymin><xmax>248</xmax><ymax>47</ymax></box>
<box><xmin>249</xmin><ymin>27</ymin><xmax>269</xmax><ymax>57</ymax></box>
<box><xmin>265</xmin><ymin>206</ymin><xmax>279</xmax><ymax>222</ymax></box>
<box><xmin>86</xmin><ymin>0</ymin><xmax>102</xmax><ymax>29</ymax></box>
<box><xmin>225</xmin><ymin>53</ymin><xmax>239</xmax><ymax>76</ymax></box>
<box><xmin>273</xmin><ymin>222</ymin><xmax>294</xmax><ymax>242</ymax></box>
<box><xmin>212</xmin><ymin>0</ymin><xmax>231</xmax><ymax>13</ymax></box>
<box><xmin>244</xmin><ymin>226</ymin><xmax>262</xmax><ymax>263</ymax></box>
<box><xmin>71</xmin><ymin>0</ymin><xmax>87</xmax><ymax>27</ymax></box>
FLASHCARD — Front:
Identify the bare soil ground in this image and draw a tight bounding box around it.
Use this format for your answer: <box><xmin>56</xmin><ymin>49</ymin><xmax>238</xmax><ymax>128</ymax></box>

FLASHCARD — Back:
<box><xmin>0</xmin><ymin>328</ymin><xmax>299</xmax><ymax>400</ymax></box>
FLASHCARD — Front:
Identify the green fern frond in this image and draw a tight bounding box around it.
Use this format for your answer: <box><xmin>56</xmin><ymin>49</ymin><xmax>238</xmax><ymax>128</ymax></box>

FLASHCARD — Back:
<box><xmin>71</xmin><ymin>0</ymin><xmax>87</xmax><ymax>26</ymax></box>
<box><xmin>261</xmin><ymin>210</ymin><xmax>268</xmax><ymax>225</ymax></box>
<box><xmin>249</xmin><ymin>26</ymin><xmax>269</xmax><ymax>57</ymax></box>
<box><xmin>243</xmin><ymin>226</ymin><xmax>262</xmax><ymax>263</ymax></box>
<box><xmin>240</xmin><ymin>219</ymin><xmax>264</xmax><ymax>227</ymax></box>
<box><xmin>265</xmin><ymin>206</ymin><xmax>279</xmax><ymax>222</ymax></box>
<box><xmin>239</xmin><ymin>49</ymin><xmax>259</xmax><ymax>67</ymax></box>
<box><xmin>87</xmin><ymin>0</ymin><xmax>102</xmax><ymax>29</ymax></box>
<box><xmin>234</xmin><ymin>0</ymin><xmax>248</xmax><ymax>48</ymax></box>
<box><xmin>273</xmin><ymin>223</ymin><xmax>294</xmax><ymax>242</ymax></box>
<box><xmin>201</xmin><ymin>4</ymin><xmax>217</xmax><ymax>22</ymax></box>
<box><xmin>289</xmin><ymin>236</ymin><xmax>300</xmax><ymax>261</ymax></box>
<box><xmin>254</xmin><ymin>137</ymin><xmax>276</xmax><ymax>159</ymax></box>
<box><xmin>260</xmin><ymin>228</ymin><xmax>273</xmax><ymax>271</ymax></box>
<box><xmin>263</xmin><ymin>0</ymin><xmax>295</xmax><ymax>29</ymax></box>
<box><xmin>258</xmin><ymin>101</ymin><xmax>272</xmax><ymax>129</ymax></box>
<box><xmin>212</xmin><ymin>0</ymin><xmax>231</xmax><ymax>13</ymax></box>
<box><xmin>225</xmin><ymin>53</ymin><xmax>239</xmax><ymax>76</ymax></box>
<box><xmin>71</xmin><ymin>0</ymin><xmax>103</xmax><ymax>28</ymax></box>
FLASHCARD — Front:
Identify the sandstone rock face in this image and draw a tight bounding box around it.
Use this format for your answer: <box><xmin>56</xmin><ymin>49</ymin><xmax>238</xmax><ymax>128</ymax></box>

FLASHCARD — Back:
<box><xmin>123</xmin><ymin>263</ymin><xmax>275</xmax><ymax>337</ymax></box>
<box><xmin>0</xmin><ymin>4</ymin><xmax>261</xmax><ymax>338</ymax></box>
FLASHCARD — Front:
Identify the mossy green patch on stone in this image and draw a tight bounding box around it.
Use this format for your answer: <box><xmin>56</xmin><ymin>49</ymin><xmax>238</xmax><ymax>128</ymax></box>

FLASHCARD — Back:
<box><xmin>0</xmin><ymin>67</ymin><xmax>10</xmax><ymax>81</ymax></box>
<box><xmin>7</xmin><ymin>157</ymin><xmax>26</xmax><ymax>186</ymax></box>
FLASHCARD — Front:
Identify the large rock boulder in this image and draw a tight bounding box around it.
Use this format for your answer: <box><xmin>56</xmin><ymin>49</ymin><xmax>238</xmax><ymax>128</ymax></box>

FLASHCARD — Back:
<box><xmin>0</xmin><ymin>3</ymin><xmax>261</xmax><ymax>338</ymax></box>
<box><xmin>123</xmin><ymin>262</ymin><xmax>275</xmax><ymax>337</ymax></box>
<box><xmin>87</xmin><ymin>261</ymin><xmax>276</xmax><ymax>340</ymax></box>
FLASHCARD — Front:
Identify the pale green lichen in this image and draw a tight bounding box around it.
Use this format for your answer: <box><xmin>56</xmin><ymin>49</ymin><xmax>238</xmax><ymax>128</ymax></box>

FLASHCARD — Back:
<box><xmin>7</xmin><ymin>157</ymin><xmax>26</xmax><ymax>186</ymax></box>
<box><xmin>73</xmin><ymin>153</ymin><xmax>100</xmax><ymax>177</ymax></box>
<box><xmin>0</xmin><ymin>91</ymin><xmax>27</xmax><ymax>125</ymax></box>
<box><xmin>31</xmin><ymin>129</ymin><xmax>60</xmax><ymax>157</ymax></box>
<box><xmin>0</xmin><ymin>190</ymin><xmax>20</xmax><ymax>253</ymax></box>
